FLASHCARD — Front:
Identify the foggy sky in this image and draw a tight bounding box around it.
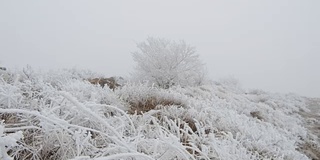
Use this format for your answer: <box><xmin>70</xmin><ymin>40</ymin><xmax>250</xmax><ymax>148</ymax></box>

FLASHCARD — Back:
<box><xmin>0</xmin><ymin>0</ymin><xmax>319</xmax><ymax>97</ymax></box>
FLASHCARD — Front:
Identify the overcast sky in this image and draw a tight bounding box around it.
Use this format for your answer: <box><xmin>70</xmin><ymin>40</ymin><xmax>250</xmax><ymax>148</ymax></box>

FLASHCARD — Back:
<box><xmin>0</xmin><ymin>0</ymin><xmax>319</xmax><ymax>97</ymax></box>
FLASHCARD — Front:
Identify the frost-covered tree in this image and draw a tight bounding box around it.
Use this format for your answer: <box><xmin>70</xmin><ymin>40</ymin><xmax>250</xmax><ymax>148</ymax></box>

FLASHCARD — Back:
<box><xmin>132</xmin><ymin>37</ymin><xmax>207</xmax><ymax>88</ymax></box>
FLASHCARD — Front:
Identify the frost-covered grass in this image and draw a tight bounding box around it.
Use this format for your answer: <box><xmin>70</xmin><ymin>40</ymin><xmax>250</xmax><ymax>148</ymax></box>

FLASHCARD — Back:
<box><xmin>0</xmin><ymin>68</ymin><xmax>319</xmax><ymax>160</ymax></box>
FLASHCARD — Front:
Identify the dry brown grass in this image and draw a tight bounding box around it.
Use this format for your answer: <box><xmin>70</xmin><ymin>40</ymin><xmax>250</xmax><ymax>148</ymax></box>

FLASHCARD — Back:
<box><xmin>127</xmin><ymin>97</ymin><xmax>183</xmax><ymax>115</ymax></box>
<box><xmin>250</xmin><ymin>111</ymin><xmax>264</xmax><ymax>120</ymax></box>
<box><xmin>0</xmin><ymin>113</ymin><xmax>49</xmax><ymax>159</ymax></box>
<box><xmin>151</xmin><ymin>112</ymin><xmax>202</xmax><ymax>156</ymax></box>
<box><xmin>0</xmin><ymin>113</ymin><xmax>20</xmax><ymax>124</ymax></box>
<box><xmin>88</xmin><ymin>77</ymin><xmax>120</xmax><ymax>91</ymax></box>
<box><xmin>297</xmin><ymin>141</ymin><xmax>320</xmax><ymax>160</ymax></box>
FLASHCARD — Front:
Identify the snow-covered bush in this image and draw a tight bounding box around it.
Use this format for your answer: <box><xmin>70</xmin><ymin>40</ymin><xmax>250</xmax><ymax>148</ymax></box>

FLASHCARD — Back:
<box><xmin>132</xmin><ymin>37</ymin><xmax>207</xmax><ymax>88</ymax></box>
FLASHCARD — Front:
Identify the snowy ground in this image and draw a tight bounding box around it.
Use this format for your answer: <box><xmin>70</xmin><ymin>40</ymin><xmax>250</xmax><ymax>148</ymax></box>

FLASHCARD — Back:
<box><xmin>0</xmin><ymin>68</ymin><xmax>319</xmax><ymax>160</ymax></box>
<box><xmin>305</xmin><ymin>98</ymin><xmax>320</xmax><ymax>138</ymax></box>
<box><xmin>298</xmin><ymin>98</ymin><xmax>320</xmax><ymax>159</ymax></box>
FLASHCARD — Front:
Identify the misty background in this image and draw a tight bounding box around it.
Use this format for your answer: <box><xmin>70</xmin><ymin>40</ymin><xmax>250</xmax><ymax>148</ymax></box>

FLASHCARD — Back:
<box><xmin>0</xmin><ymin>0</ymin><xmax>319</xmax><ymax>97</ymax></box>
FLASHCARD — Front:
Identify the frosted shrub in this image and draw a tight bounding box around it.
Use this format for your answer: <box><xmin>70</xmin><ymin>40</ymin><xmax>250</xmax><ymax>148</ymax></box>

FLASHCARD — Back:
<box><xmin>132</xmin><ymin>37</ymin><xmax>207</xmax><ymax>88</ymax></box>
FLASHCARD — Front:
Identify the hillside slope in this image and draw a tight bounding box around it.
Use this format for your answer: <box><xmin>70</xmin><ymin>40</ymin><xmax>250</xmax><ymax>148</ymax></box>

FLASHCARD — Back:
<box><xmin>0</xmin><ymin>68</ymin><xmax>319</xmax><ymax>160</ymax></box>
